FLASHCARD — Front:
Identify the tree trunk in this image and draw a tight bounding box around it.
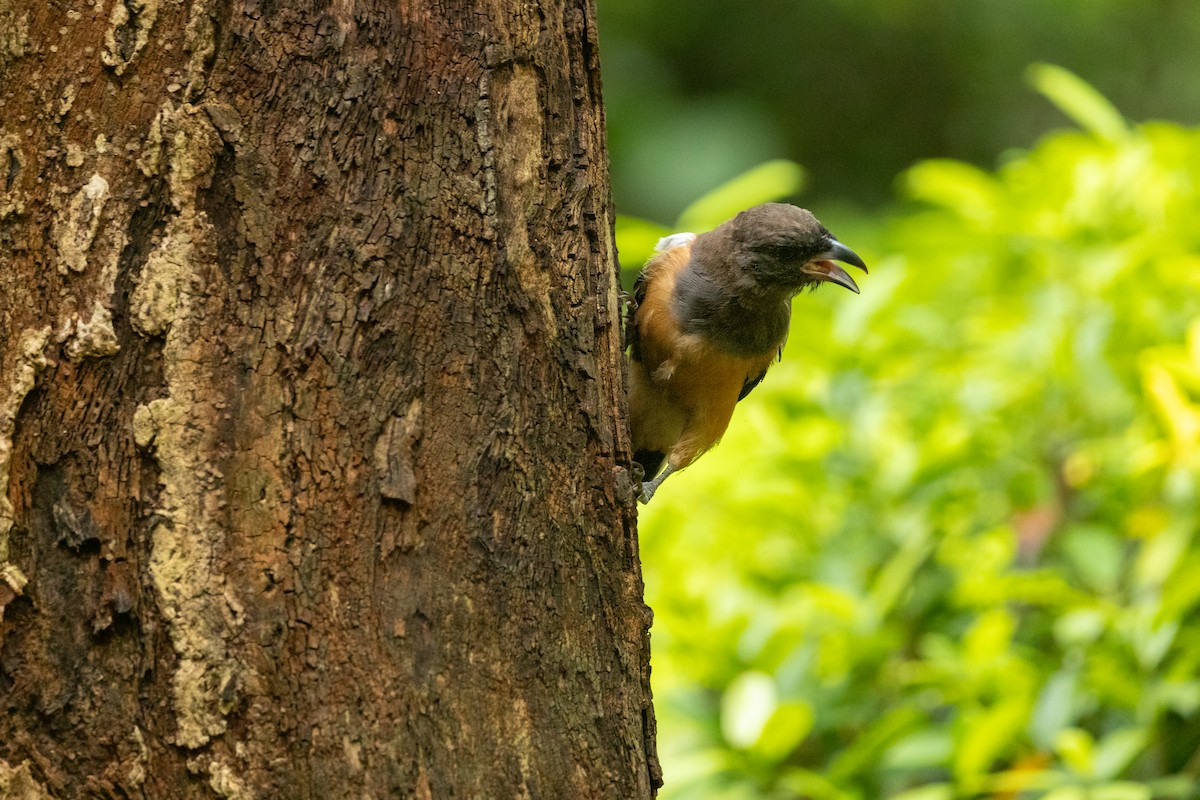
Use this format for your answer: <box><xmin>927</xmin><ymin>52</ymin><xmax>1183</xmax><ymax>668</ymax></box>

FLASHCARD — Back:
<box><xmin>0</xmin><ymin>1</ymin><xmax>658</xmax><ymax>797</ymax></box>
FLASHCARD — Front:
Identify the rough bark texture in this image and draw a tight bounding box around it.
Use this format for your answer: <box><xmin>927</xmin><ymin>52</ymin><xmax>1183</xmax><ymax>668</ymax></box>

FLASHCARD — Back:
<box><xmin>0</xmin><ymin>1</ymin><xmax>658</xmax><ymax>797</ymax></box>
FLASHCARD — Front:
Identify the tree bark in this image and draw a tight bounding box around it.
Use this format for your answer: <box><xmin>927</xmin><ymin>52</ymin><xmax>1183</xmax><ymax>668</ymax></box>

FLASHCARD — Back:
<box><xmin>0</xmin><ymin>1</ymin><xmax>658</xmax><ymax>797</ymax></box>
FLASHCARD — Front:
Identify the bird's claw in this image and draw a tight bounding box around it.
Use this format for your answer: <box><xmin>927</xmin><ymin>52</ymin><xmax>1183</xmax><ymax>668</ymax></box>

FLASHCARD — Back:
<box><xmin>636</xmin><ymin>463</ymin><xmax>674</xmax><ymax>505</ymax></box>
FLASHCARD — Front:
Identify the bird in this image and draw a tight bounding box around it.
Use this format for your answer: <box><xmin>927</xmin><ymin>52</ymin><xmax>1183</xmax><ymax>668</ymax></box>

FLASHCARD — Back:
<box><xmin>626</xmin><ymin>202</ymin><xmax>867</xmax><ymax>503</ymax></box>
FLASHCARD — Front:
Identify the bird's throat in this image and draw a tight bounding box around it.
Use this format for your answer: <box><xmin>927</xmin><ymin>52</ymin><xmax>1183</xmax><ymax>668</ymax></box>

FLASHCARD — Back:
<box><xmin>673</xmin><ymin>278</ymin><xmax>790</xmax><ymax>357</ymax></box>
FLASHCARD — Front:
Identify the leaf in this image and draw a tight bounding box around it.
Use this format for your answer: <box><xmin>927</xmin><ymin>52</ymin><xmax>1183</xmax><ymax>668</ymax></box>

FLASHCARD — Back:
<box><xmin>902</xmin><ymin>159</ymin><xmax>1000</xmax><ymax>221</ymax></box>
<box><xmin>778</xmin><ymin>767</ymin><xmax>852</xmax><ymax>800</ymax></box>
<box><xmin>1142</xmin><ymin>362</ymin><xmax>1200</xmax><ymax>453</ymax></box>
<box><xmin>754</xmin><ymin>700</ymin><xmax>815</xmax><ymax>762</ymax></box>
<box><xmin>1091</xmin><ymin>728</ymin><xmax>1148</xmax><ymax>781</ymax></box>
<box><xmin>1134</xmin><ymin>523</ymin><xmax>1193</xmax><ymax>591</ymax></box>
<box><xmin>676</xmin><ymin>159</ymin><xmax>806</xmax><ymax>233</ymax></box>
<box><xmin>1090</xmin><ymin>781</ymin><xmax>1152</xmax><ymax>800</ymax></box>
<box><xmin>828</xmin><ymin>706</ymin><xmax>927</xmax><ymax>781</ymax></box>
<box><xmin>1029</xmin><ymin>669</ymin><xmax>1080</xmax><ymax>749</ymax></box>
<box><xmin>962</xmin><ymin>608</ymin><xmax>1016</xmax><ymax>664</ymax></box>
<box><xmin>954</xmin><ymin>700</ymin><xmax>1027</xmax><ymax>783</ymax></box>
<box><xmin>1061</xmin><ymin>525</ymin><xmax>1123</xmax><ymax>594</ymax></box>
<box><xmin>868</xmin><ymin>533</ymin><xmax>935</xmax><ymax>617</ymax></box>
<box><xmin>1027</xmin><ymin>63</ymin><xmax>1129</xmax><ymax>141</ymax></box>
<box><xmin>883</xmin><ymin>729</ymin><xmax>953</xmax><ymax>770</ymax></box>
<box><xmin>1052</xmin><ymin>609</ymin><xmax>1106</xmax><ymax>648</ymax></box>
<box><xmin>1040</xmin><ymin>788</ymin><xmax>1087</xmax><ymax>800</ymax></box>
<box><xmin>1054</xmin><ymin>728</ymin><xmax>1095</xmax><ymax>777</ymax></box>
<box><xmin>720</xmin><ymin>671</ymin><xmax>776</xmax><ymax>749</ymax></box>
<box><xmin>887</xmin><ymin>784</ymin><xmax>954</xmax><ymax>800</ymax></box>
<box><xmin>1146</xmin><ymin>775</ymin><xmax>1200</xmax><ymax>798</ymax></box>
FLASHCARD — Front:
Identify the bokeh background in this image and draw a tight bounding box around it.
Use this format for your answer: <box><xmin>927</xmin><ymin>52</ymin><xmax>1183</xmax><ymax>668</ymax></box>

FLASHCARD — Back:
<box><xmin>598</xmin><ymin>1</ymin><xmax>1200</xmax><ymax>798</ymax></box>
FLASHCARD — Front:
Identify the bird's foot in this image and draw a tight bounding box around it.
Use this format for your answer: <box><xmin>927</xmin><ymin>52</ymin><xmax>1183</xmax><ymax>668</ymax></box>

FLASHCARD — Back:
<box><xmin>638</xmin><ymin>463</ymin><xmax>675</xmax><ymax>504</ymax></box>
<box><xmin>628</xmin><ymin>462</ymin><xmax>647</xmax><ymax>505</ymax></box>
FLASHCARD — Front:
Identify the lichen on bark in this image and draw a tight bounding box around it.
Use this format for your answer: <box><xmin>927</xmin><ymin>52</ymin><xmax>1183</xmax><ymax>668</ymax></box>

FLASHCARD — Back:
<box><xmin>0</xmin><ymin>758</ymin><xmax>53</xmax><ymax>799</ymax></box>
<box><xmin>0</xmin><ymin>0</ymin><xmax>29</xmax><ymax>69</ymax></box>
<box><xmin>55</xmin><ymin>174</ymin><xmax>110</xmax><ymax>275</ymax></box>
<box><xmin>130</xmin><ymin>100</ymin><xmax>243</xmax><ymax>750</ymax></box>
<box><xmin>0</xmin><ymin>327</ymin><xmax>51</xmax><ymax>563</ymax></box>
<box><xmin>101</xmin><ymin>0</ymin><xmax>159</xmax><ymax>76</ymax></box>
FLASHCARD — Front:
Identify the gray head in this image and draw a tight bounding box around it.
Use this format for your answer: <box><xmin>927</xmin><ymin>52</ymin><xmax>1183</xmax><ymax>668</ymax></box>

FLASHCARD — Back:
<box><xmin>672</xmin><ymin>203</ymin><xmax>868</xmax><ymax>356</ymax></box>
<box><xmin>715</xmin><ymin>203</ymin><xmax>867</xmax><ymax>294</ymax></box>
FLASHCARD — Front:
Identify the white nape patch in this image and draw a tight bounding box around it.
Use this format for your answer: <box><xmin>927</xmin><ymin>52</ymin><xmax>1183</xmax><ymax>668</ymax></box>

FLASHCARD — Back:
<box><xmin>654</xmin><ymin>232</ymin><xmax>696</xmax><ymax>253</ymax></box>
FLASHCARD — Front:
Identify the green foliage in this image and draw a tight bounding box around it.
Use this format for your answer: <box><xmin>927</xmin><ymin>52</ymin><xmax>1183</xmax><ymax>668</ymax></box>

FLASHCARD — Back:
<box><xmin>627</xmin><ymin>70</ymin><xmax>1200</xmax><ymax>799</ymax></box>
<box><xmin>617</xmin><ymin>159</ymin><xmax>807</xmax><ymax>278</ymax></box>
<box><xmin>598</xmin><ymin>0</ymin><xmax>1200</xmax><ymax>215</ymax></box>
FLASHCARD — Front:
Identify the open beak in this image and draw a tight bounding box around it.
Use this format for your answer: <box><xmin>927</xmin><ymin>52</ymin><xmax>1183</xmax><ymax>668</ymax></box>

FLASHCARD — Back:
<box><xmin>804</xmin><ymin>239</ymin><xmax>868</xmax><ymax>294</ymax></box>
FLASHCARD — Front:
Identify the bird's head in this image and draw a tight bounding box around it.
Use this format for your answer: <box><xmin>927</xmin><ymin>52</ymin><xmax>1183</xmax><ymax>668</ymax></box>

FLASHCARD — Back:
<box><xmin>725</xmin><ymin>203</ymin><xmax>867</xmax><ymax>294</ymax></box>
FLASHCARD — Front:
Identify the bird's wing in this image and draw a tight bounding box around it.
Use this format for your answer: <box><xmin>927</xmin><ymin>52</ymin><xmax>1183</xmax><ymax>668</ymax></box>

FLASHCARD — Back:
<box><xmin>626</xmin><ymin>233</ymin><xmax>696</xmax><ymax>362</ymax></box>
<box><xmin>738</xmin><ymin>367</ymin><xmax>769</xmax><ymax>401</ymax></box>
<box><xmin>625</xmin><ymin>270</ymin><xmax>648</xmax><ymax>360</ymax></box>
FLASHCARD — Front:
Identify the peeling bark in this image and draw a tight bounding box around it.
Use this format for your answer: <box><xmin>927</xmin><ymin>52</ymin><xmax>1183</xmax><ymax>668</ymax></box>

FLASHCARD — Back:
<box><xmin>0</xmin><ymin>1</ymin><xmax>656</xmax><ymax>797</ymax></box>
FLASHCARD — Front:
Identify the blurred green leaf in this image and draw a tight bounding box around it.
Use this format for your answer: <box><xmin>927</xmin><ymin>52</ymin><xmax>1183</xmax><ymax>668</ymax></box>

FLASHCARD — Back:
<box><xmin>676</xmin><ymin>159</ymin><xmax>806</xmax><ymax>233</ymax></box>
<box><xmin>754</xmin><ymin>700</ymin><xmax>815</xmax><ymax>762</ymax></box>
<box><xmin>1055</xmin><ymin>728</ymin><xmax>1095</xmax><ymax>777</ymax></box>
<box><xmin>778</xmin><ymin>767</ymin><xmax>854</xmax><ymax>800</ymax></box>
<box><xmin>1027</xmin><ymin>63</ymin><xmax>1129</xmax><ymax>141</ymax></box>
<box><xmin>1030</xmin><ymin>669</ymin><xmax>1081</xmax><ymax>749</ymax></box>
<box><xmin>1041</xmin><ymin>788</ymin><xmax>1088</xmax><ymax>800</ymax></box>
<box><xmin>887</xmin><ymin>784</ymin><xmax>954</xmax><ymax>800</ymax></box>
<box><xmin>1053</xmin><ymin>609</ymin><xmax>1106</xmax><ymax>648</ymax></box>
<box><xmin>1091</xmin><ymin>728</ymin><xmax>1148</xmax><ymax>781</ymax></box>
<box><xmin>1061</xmin><ymin>525</ymin><xmax>1124</xmax><ymax>594</ymax></box>
<box><xmin>902</xmin><ymin>160</ymin><xmax>1000</xmax><ymax>222</ymax></box>
<box><xmin>1091</xmin><ymin>782</ymin><xmax>1153</xmax><ymax>800</ymax></box>
<box><xmin>1134</xmin><ymin>524</ymin><xmax>1193</xmax><ymax>591</ymax></box>
<box><xmin>720</xmin><ymin>671</ymin><xmax>777</xmax><ymax>749</ymax></box>
<box><xmin>883</xmin><ymin>729</ymin><xmax>953</xmax><ymax>770</ymax></box>
<box><xmin>1147</xmin><ymin>775</ymin><xmax>1200</xmax><ymax>798</ymax></box>
<box><xmin>954</xmin><ymin>700</ymin><xmax>1027</xmax><ymax>785</ymax></box>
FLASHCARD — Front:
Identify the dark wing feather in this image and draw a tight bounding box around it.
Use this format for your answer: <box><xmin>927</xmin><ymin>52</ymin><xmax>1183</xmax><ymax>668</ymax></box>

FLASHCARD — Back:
<box><xmin>738</xmin><ymin>368</ymin><xmax>768</xmax><ymax>401</ymax></box>
<box><xmin>737</xmin><ymin>345</ymin><xmax>783</xmax><ymax>401</ymax></box>
<box><xmin>624</xmin><ymin>269</ymin><xmax>649</xmax><ymax>361</ymax></box>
